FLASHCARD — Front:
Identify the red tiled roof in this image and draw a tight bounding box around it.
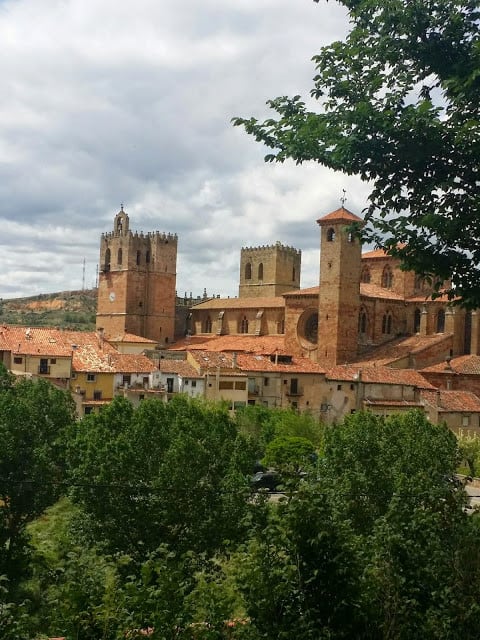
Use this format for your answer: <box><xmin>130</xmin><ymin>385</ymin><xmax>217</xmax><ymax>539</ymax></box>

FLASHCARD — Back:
<box><xmin>283</xmin><ymin>285</ymin><xmax>319</xmax><ymax>297</ymax></box>
<box><xmin>354</xmin><ymin>333</ymin><xmax>452</xmax><ymax>367</ymax></box>
<box><xmin>73</xmin><ymin>348</ymin><xmax>155</xmax><ymax>374</ymax></box>
<box><xmin>421</xmin><ymin>355</ymin><xmax>480</xmax><ymax>375</ymax></box>
<box><xmin>105</xmin><ymin>332</ymin><xmax>158</xmax><ymax>344</ymax></box>
<box><xmin>0</xmin><ymin>326</ymin><xmax>113</xmax><ymax>357</ymax></box>
<box><xmin>361</xmin><ymin>248</ymin><xmax>391</xmax><ymax>259</ymax></box>
<box><xmin>360</xmin><ymin>283</ymin><xmax>405</xmax><ymax>301</ymax></box>
<box><xmin>191</xmin><ymin>296</ymin><xmax>285</xmax><ymax>310</ymax></box>
<box><xmin>170</xmin><ymin>334</ymin><xmax>286</xmax><ymax>355</ymax></box>
<box><xmin>326</xmin><ymin>365</ymin><xmax>435</xmax><ymax>389</ymax></box>
<box><xmin>237</xmin><ymin>352</ymin><xmax>325</xmax><ymax>374</ymax></box>
<box><xmin>363</xmin><ymin>399</ymin><xmax>424</xmax><ymax>408</ymax></box>
<box><xmin>316</xmin><ymin>207</ymin><xmax>363</xmax><ymax>224</ymax></box>
<box><xmin>159</xmin><ymin>360</ymin><xmax>202</xmax><ymax>378</ymax></box>
<box><xmin>433</xmin><ymin>390</ymin><xmax>480</xmax><ymax>412</ymax></box>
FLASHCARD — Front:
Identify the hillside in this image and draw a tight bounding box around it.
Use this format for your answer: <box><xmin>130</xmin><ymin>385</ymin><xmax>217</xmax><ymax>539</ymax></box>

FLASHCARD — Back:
<box><xmin>0</xmin><ymin>289</ymin><xmax>97</xmax><ymax>330</ymax></box>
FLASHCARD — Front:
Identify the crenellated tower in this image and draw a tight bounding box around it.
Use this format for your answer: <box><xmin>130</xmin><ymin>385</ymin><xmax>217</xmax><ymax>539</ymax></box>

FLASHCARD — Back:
<box><xmin>239</xmin><ymin>242</ymin><xmax>301</xmax><ymax>298</ymax></box>
<box><xmin>96</xmin><ymin>206</ymin><xmax>177</xmax><ymax>344</ymax></box>
<box><xmin>317</xmin><ymin>206</ymin><xmax>364</xmax><ymax>367</ymax></box>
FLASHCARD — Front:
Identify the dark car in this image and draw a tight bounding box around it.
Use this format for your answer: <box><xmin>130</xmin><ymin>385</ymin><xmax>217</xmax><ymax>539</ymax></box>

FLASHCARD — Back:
<box><xmin>251</xmin><ymin>470</ymin><xmax>281</xmax><ymax>492</ymax></box>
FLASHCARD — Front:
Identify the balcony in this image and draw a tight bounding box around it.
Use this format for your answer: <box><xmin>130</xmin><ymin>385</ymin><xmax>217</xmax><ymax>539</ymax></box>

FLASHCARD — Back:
<box><xmin>285</xmin><ymin>387</ymin><xmax>303</xmax><ymax>397</ymax></box>
<box><xmin>38</xmin><ymin>365</ymin><xmax>51</xmax><ymax>375</ymax></box>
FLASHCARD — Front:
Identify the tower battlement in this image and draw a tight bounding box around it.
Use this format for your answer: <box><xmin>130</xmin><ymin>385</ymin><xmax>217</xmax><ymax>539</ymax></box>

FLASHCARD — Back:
<box><xmin>239</xmin><ymin>242</ymin><xmax>301</xmax><ymax>298</ymax></box>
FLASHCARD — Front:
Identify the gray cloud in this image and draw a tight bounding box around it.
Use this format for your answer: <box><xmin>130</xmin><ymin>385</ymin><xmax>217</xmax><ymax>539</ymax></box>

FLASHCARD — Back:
<box><xmin>0</xmin><ymin>0</ymin><xmax>367</xmax><ymax>299</ymax></box>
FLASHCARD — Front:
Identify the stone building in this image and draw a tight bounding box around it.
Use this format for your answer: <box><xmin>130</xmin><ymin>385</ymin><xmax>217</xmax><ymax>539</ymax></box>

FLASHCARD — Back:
<box><xmin>239</xmin><ymin>242</ymin><xmax>301</xmax><ymax>298</ymax></box>
<box><xmin>96</xmin><ymin>207</ymin><xmax>177</xmax><ymax>345</ymax></box>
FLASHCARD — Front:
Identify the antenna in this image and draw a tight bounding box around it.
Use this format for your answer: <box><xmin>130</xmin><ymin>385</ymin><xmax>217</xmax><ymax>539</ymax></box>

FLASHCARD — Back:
<box><xmin>340</xmin><ymin>189</ymin><xmax>347</xmax><ymax>206</ymax></box>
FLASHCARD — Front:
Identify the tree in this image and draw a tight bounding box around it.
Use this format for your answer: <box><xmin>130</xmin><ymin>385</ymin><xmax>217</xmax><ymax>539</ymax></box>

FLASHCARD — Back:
<box><xmin>262</xmin><ymin>435</ymin><xmax>316</xmax><ymax>477</ymax></box>
<box><xmin>233</xmin><ymin>0</ymin><xmax>480</xmax><ymax>307</ymax></box>
<box><xmin>0</xmin><ymin>370</ymin><xmax>75</xmax><ymax>585</ymax></box>
<box><xmin>67</xmin><ymin>396</ymin><xmax>255</xmax><ymax>559</ymax></box>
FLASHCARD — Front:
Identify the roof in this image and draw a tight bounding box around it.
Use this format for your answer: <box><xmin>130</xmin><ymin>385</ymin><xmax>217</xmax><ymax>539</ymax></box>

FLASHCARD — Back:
<box><xmin>360</xmin><ymin>283</ymin><xmax>405</xmax><ymax>301</ymax></box>
<box><xmin>316</xmin><ymin>206</ymin><xmax>363</xmax><ymax>225</ymax></box>
<box><xmin>170</xmin><ymin>334</ymin><xmax>286</xmax><ymax>355</ymax></box>
<box><xmin>188</xmin><ymin>351</ymin><xmax>247</xmax><ymax>376</ymax></box>
<box><xmin>422</xmin><ymin>389</ymin><xmax>480</xmax><ymax>413</ymax></box>
<box><xmin>283</xmin><ymin>285</ymin><xmax>320</xmax><ymax>297</ymax></box>
<box><xmin>421</xmin><ymin>355</ymin><xmax>480</xmax><ymax>375</ymax></box>
<box><xmin>73</xmin><ymin>348</ymin><xmax>156</xmax><ymax>374</ymax></box>
<box><xmin>361</xmin><ymin>248</ymin><xmax>392</xmax><ymax>260</ymax></box>
<box><xmin>191</xmin><ymin>296</ymin><xmax>285</xmax><ymax>310</ymax></box>
<box><xmin>104</xmin><ymin>332</ymin><xmax>158</xmax><ymax>344</ymax></box>
<box><xmin>353</xmin><ymin>333</ymin><xmax>452</xmax><ymax>367</ymax></box>
<box><xmin>159</xmin><ymin>359</ymin><xmax>202</xmax><ymax>378</ymax></box>
<box><xmin>0</xmin><ymin>326</ymin><xmax>115</xmax><ymax>358</ymax></box>
<box><xmin>326</xmin><ymin>365</ymin><xmax>435</xmax><ymax>389</ymax></box>
<box><xmin>363</xmin><ymin>399</ymin><xmax>424</xmax><ymax>408</ymax></box>
<box><xmin>188</xmin><ymin>349</ymin><xmax>324</xmax><ymax>375</ymax></box>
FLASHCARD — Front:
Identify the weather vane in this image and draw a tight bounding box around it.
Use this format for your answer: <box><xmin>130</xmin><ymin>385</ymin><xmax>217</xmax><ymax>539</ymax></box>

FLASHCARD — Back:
<box><xmin>340</xmin><ymin>189</ymin><xmax>347</xmax><ymax>206</ymax></box>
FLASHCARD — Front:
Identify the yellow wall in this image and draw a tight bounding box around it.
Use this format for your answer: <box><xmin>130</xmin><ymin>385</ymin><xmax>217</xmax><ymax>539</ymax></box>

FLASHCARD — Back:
<box><xmin>70</xmin><ymin>371</ymin><xmax>115</xmax><ymax>401</ymax></box>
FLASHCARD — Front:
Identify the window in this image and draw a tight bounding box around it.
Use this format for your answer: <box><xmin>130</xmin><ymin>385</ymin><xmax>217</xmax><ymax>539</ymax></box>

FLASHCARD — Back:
<box><xmin>358</xmin><ymin>310</ymin><xmax>367</xmax><ymax>334</ymax></box>
<box><xmin>382</xmin><ymin>312</ymin><xmax>393</xmax><ymax>334</ymax></box>
<box><xmin>337</xmin><ymin>384</ymin><xmax>342</xmax><ymax>391</ymax></box>
<box><xmin>123</xmin><ymin>374</ymin><xmax>131</xmax><ymax>385</ymax></box>
<box><xmin>235</xmin><ymin>381</ymin><xmax>246</xmax><ymax>390</ymax></box>
<box><xmin>93</xmin><ymin>390</ymin><xmax>102</xmax><ymax>401</ymax></box>
<box><xmin>381</xmin><ymin>265</ymin><xmax>393</xmax><ymax>288</ymax></box>
<box><xmin>104</xmin><ymin>248</ymin><xmax>111</xmax><ymax>272</ymax></box>
<box><xmin>117</xmin><ymin>248</ymin><xmax>122</xmax><ymax>265</ymax></box>
<box><xmin>264</xmin><ymin>377</ymin><xmax>269</xmax><ymax>387</ymax></box>
<box><xmin>219</xmin><ymin>380</ymin><xmax>234</xmax><ymax>390</ymax></box>
<box><xmin>240</xmin><ymin>316</ymin><xmax>249</xmax><ymax>334</ymax></box>
<box><xmin>245</xmin><ymin>262</ymin><xmax>252</xmax><ymax>280</ymax></box>
<box><xmin>84</xmin><ymin>406</ymin><xmax>93</xmax><ymax>415</ymax></box>
<box><xmin>462</xmin><ymin>415</ymin><xmax>470</xmax><ymax>427</ymax></box>
<box><xmin>204</xmin><ymin>316</ymin><xmax>212</xmax><ymax>333</ymax></box>
<box><xmin>414</xmin><ymin>308</ymin><xmax>421</xmax><ymax>333</ymax></box>
<box><xmin>71</xmin><ymin>372</ymin><xmax>77</xmax><ymax>379</ymax></box>
<box><xmin>437</xmin><ymin>309</ymin><xmax>446</xmax><ymax>333</ymax></box>
<box><xmin>184</xmin><ymin>379</ymin><xmax>189</xmax><ymax>385</ymax></box>
<box><xmin>136</xmin><ymin>250</ymin><xmax>141</xmax><ymax>266</ymax></box>
<box><xmin>87</xmin><ymin>373</ymin><xmax>96</xmax><ymax>382</ymax></box>
<box><xmin>146</xmin><ymin>250</ymin><xmax>150</xmax><ymax>264</ymax></box>
<box><xmin>326</xmin><ymin>227</ymin><xmax>335</xmax><ymax>242</ymax></box>
<box><xmin>13</xmin><ymin>356</ymin><xmax>22</xmax><ymax>364</ymax></box>
<box><xmin>292</xmin><ymin>266</ymin><xmax>296</xmax><ymax>281</ymax></box>
<box><xmin>258</xmin><ymin>262</ymin><xmax>264</xmax><ymax>280</ymax></box>
<box><xmin>360</xmin><ymin>266</ymin><xmax>371</xmax><ymax>283</ymax></box>
<box><xmin>191</xmin><ymin>380</ymin><xmax>197</xmax><ymax>388</ymax></box>
<box><xmin>50</xmin><ymin>358</ymin><xmax>56</xmax><ymax>364</ymax></box>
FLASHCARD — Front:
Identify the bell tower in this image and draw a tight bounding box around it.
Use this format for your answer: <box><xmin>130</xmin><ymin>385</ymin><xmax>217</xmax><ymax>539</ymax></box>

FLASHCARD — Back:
<box><xmin>96</xmin><ymin>206</ymin><xmax>177</xmax><ymax>344</ymax></box>
<box><xmin>316</xmin><ymin>206</ymin><xmax>363</xmax><ymax>367</ymax></box>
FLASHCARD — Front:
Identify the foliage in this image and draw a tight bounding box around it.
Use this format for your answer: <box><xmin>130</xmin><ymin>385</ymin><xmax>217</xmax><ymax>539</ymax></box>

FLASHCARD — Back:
<box><xmin>234</xmin><ymin>0</ymin><xmax>480</xmax><ymax>307</ymax></box>
<box><xmin>67</xmin><ymin>395</ymin><xmax>255</xmax><ymax>559</ymax></box>
<box><xmin>0</xmin><ymin>369</ymin><xmax>75</xmax><ymax>586</ymax></box>
<box><xmin>262</xmin><ymin>435</ymin><xmax>316</xmax><ymax>476</ymax></box>
<box><xmin>457</xmin><ymin>431</ymin><xmax>480</xmax><ymax>476</ymax></box>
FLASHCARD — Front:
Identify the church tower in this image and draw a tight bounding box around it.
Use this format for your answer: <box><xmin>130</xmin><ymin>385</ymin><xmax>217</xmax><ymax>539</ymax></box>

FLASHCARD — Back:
<box><xmin>239</xmin><ymin>242</ymin><xmax>301</xmax><ymax>298</ymax></box>
<box><xmin>316</xmin><ymin>206</ymin><xmax>363</xmax><ymax>367</ymax></box>
<box><xmin>96</xmin><ymin>207</ymin><xmax>177</xmax><ymax>345</ymax></box>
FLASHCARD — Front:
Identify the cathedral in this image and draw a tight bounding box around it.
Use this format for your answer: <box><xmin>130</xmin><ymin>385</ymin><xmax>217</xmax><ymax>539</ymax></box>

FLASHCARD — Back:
<box><xmin>97</xmin><ymin>205</ymin><xmax>476</xmax><ymax>368</ymax></box>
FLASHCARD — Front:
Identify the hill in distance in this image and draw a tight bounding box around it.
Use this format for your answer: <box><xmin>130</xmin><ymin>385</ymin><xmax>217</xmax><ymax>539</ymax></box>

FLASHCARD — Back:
<box><xmin>0</xmin><ymin>289</ymin><xmax>97</xmax><ymax>331</ymax></box>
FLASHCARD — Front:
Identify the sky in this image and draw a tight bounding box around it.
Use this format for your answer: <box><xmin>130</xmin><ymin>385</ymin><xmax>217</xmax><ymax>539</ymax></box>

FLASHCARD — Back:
<box><xmin>0</xmin><ymin>0</ymin><xmax>371</xmax><ymax>300</ymax></box>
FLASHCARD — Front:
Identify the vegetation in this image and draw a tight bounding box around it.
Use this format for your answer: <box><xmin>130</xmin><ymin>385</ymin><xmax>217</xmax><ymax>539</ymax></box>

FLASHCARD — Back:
<box><xmin>0</xmin><ymin>289</ymin><xmax>97</xmax><ymax>330</ymax></box>
<box><xmin>1</xmin><ymin>375</ymin><xmax>480</xmax><ymax>639</ymax></box>
<box><xmin>233</xmin><ymin>0</ymin><xmax>480</xmax><ymax>307</ymax></box>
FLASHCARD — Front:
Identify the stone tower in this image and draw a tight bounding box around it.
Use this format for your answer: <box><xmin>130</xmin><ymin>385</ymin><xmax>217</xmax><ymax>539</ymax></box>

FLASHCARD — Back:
<box><xmin>96</xmin><ymin>206</ymin><xmax>177</xmax><ymax>344</ymax></box>
<box><xmin>316</xmin><ymin>206</ymin><xmax>364</xmax><ymax>366</ymax></box>
<box><xmin>239</xmin><ymin>242</ymin><xmax>301</xmax><ymax>298</ymax></box>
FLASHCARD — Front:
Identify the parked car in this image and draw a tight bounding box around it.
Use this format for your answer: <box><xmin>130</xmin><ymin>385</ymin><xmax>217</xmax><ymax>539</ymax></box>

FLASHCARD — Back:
<box><xmin>251</xmin><ymin>470</ymin><xmax>281</xmax><ymax>492</ymax></box>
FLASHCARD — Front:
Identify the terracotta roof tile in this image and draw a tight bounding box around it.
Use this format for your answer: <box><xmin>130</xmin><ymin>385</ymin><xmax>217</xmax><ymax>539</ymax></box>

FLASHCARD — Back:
<box><xmin>188</xmin><ymin>351</ymin><xmax>247</xmax><ymax>376</ymax></box>
<box><xmin>316</xmin><ymin>207</ymin><xmax>363</xmax><ymax>224</ymax></box>
<box><xmin>236</xmin><ymin>352</ymin><xmax>325</xmax><ymax>374</ymax></box>
<box><xmin>363</xmin><ymin>399</ymin><xmax>424</xmax><ymax>408</ymax></box>
<box><xmin>0</xmin><ymin>326</ymin><xmax>114</xmax><ymax>357</ymax></box>
<box><xmin>354</xmin><ymin>334</ymin><xmax>452</xmax><ymax>367</ymax></box>
<box><xmin>105</xmin><ymin>332</ymin><xmax>158</xmax><ymax>344</ymax></box>
<box><xmin>424</xmin><ymin>390</ymin><xmax>480</xmax><ymax>412</ymax></box>
<box><xmin>360</xmin><ymin>283</ymin><xmax>405</xmax><ymax>301</ymax></box>
<box><xmin>191</xmin><ymin>296</ymin><xmax>285</xmax><ymax>310</ymax></box>
<box><xmin>73</xmin><ymin>348</ymin><xmax>155</xmax><ymax>374</ymax></box>
<box><xmin>421</xmin><ymin>355</ymin><xmax>480</xmax><ymax>375</ymax></box>
<box><xmin>326</xmin><ymin>364</ymin><xmax>435</xmax><ymax>389</ymax></box>
<box><xmin>159</xmin><ymin>360</ymin><xmax>202</xmax><ymax>378</ymax></box>
<box><xmin>361</xmin><ymin>248</ymin><xmax>391</xmax><ymax>259</ymax></box>
<box><xmin>170</xmin><ymin>335</ymin><xmax>286</xmax><ymax>355</ymax></box>
<box><xmin>283</xmin><ymin>285</ymin><xmax>319</xmax><ymax>297</ymax></box>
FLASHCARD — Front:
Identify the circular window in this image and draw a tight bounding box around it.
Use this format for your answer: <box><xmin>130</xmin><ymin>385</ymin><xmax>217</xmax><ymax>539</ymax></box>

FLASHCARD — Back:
<box><xmin>297</xmin><ymin>309</ymin><xmax>319</xmax><ymax>348</ymax></box>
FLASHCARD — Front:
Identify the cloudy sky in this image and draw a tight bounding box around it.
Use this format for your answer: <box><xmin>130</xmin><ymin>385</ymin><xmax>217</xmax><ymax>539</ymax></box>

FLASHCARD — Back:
<box><xmin>0</xmin><ymin>0</ymin><xmax>370</xmax><ymax>300</ymax></box>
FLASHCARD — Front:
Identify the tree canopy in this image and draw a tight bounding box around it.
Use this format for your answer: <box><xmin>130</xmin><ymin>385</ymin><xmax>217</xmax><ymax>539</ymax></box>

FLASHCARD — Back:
<box><xmin>233</xmin><ymin>0</ymin><xmax>480</xmax><ymax>307</ymax></box>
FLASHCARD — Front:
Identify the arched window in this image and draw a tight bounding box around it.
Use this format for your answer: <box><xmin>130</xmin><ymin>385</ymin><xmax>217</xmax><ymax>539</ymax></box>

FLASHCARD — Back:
<box><xmin>414</xmin><ymin>308</ymin><xmax>421</xmax><ymax>333</ymax></box>
<box><xmin>245</xmin><ymin>262</ymin><xmax>252</xmax><ymax>280</ymax></box>
<box><xmin>360</xmin><ymin>266</ymin><xmax>371</xmax><ymax>283</ymax></box>
<box><xmin>381</xmin><ymin>265</ymin><xmax>393</xmax><ymax>289</ymax></box>
<box><xmin>146</xmin><ymin>250</ymin><xmax>151</xmax><ymax>264</ymax></box>
<box><xmin>136</xmin><ymin>250</ymin><xmax>141</xmax><ymax>266</ymax></box>
<box><xmin>358</xmin><ymin>310</ymin><xmax>367</xmax><ymax>334</ymax></box>
<box><xmin>258</xmin><ymin>263</ymin><xmax>264</xmax><ymax>280</ymax></box>
<box><xmin>104</xmin><ymin>248</ymin><xmax>111</xmax><ymax>272</ymax></box>
<box><xmin>292</xmin><ymin>266</ymin><xmax>296</xmax><ymax>282</ymax></box>
<box><xmin>278</xmin><ymin>319</ymin><xmax>285</xmax><ymax>334</ymax></box>
<box><xmin>204</xmin><ymin>316</ymin><xmax>212</xmax><ymax>333</ymax></box>
<box><xmin>240</xmin><ymin>316</ymin><xmax>249</xmax><ymax>334</ymax></box>
<box><xmin>437</xmin><ymin>309</ymin><xmax>445</xmax><ymax>333</ymax></box>
<box><xmin>117</xmin><ymin>248</ymin><xmax>122</xmax><ymax>265</ymax></box>
<box><xmin>326</xmin><ymin>228</ymin><xmax>336</xmax><ymax>242</ymax></box>
<box><xmin>382</xmin><ymin>312</ymin><xmax>393</xmax><ymax>334</ymax></box>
